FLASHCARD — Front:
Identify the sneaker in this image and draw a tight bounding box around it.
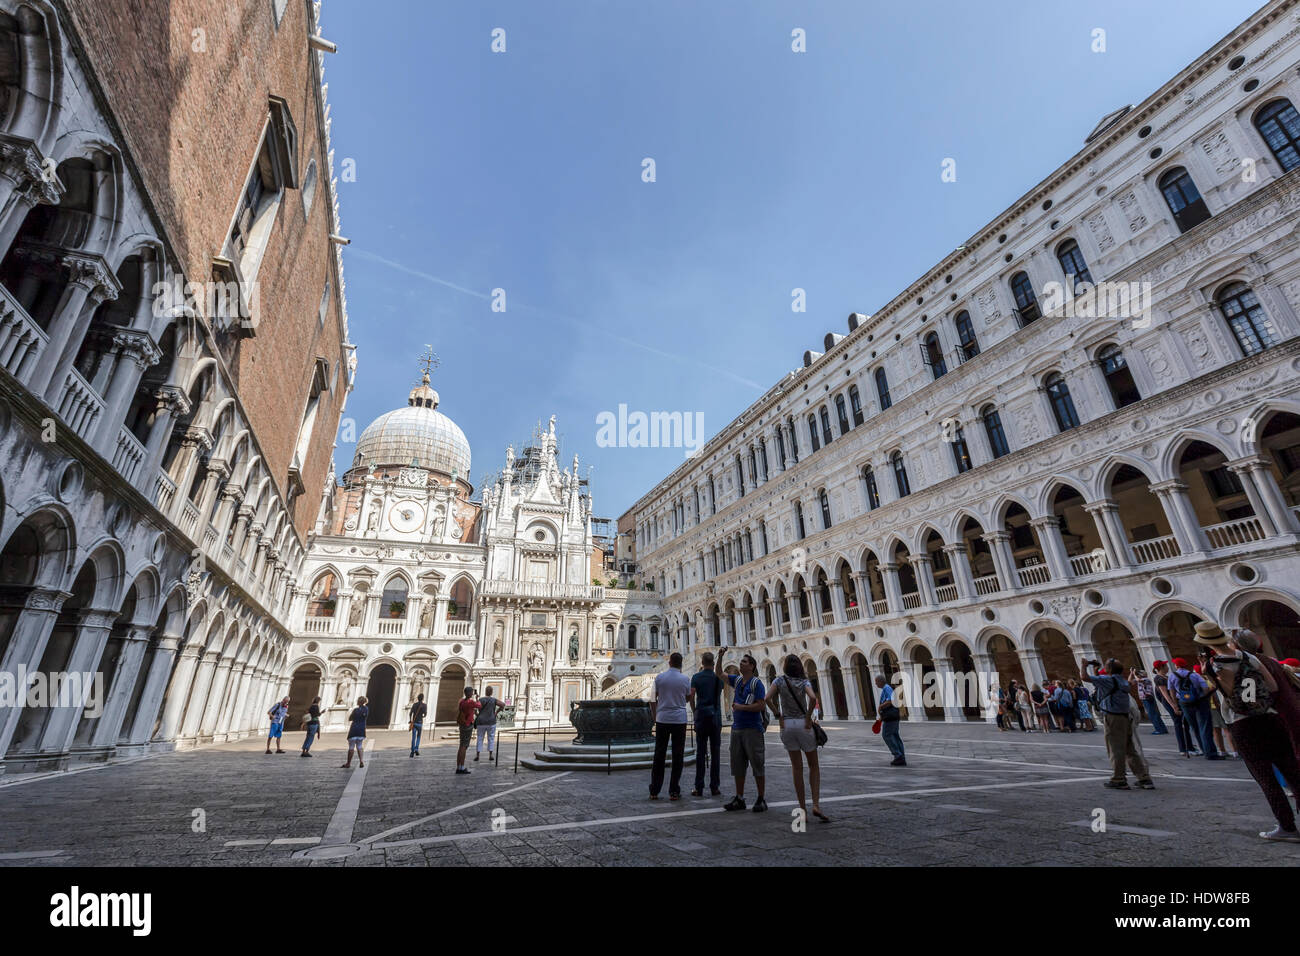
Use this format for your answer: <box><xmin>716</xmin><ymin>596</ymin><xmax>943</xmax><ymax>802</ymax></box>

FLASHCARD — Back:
<box><xmin>690</xmin><ymin>789</ymin><xmax>703</xmax><ymax>797</ymax></box>
<box><xmin>890</xmin><ymin>757</ymin><xmax>907</xmax><ymax>767</ymax></box>
<box><xmin>1137</xmin><ymin>780</ymin><xmax>1156</xmax><ymax>790</ymax></box>
<box><xmin>751</xmin><ymin>797</ymin><xmax>768</xmax><ymax>813</ymax></box>
<box><xmin>670</xmin><ymin>793</ymin><xmax>681</xmax><ymax>801</ymax></box>
<box><xmin>1104</xmin><ymin>781</ymin><xmax>1131</xmax><ymax>790</ymax></box>
<box><xmin>1260</xmin><ymin>826</ymin><xmax>1300</xmax><ymax>842</ymax></box>
<box><xmin>474</xmin><ymin>754</ymin><xmax>480</xmax><ymax>762</ymax></box>
<box><xmin>456</xmin><ymin>768</ymin><xmax>471</xmax><ymax>775</ymax></box>
<box><xmin>711</xmin><ymin>788</ymin><xmax>722</xmax><ymax>797</ymax></box>
<box><xmin>723</xmin><ymin>796</ymin><xmax>746</xmax><ymax>812</ymax></box>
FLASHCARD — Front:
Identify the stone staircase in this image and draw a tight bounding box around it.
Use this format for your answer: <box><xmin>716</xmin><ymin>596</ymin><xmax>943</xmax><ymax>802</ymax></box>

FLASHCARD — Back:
<box><xmin>519</xmin><ymin>739</ymin><xmax>696</xmax><ymax>772</ymax></box>
<box><xmin>597</xmin><ymin>671</ymin><xmax>658</xmax><ymax>701</ymax></box>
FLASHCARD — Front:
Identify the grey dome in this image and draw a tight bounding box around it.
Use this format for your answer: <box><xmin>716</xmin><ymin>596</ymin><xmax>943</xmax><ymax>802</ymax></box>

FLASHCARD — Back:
<box><xmin>354</xmin><ymin>404</ymin><xmax>471</xmax><ymax>479</ymax></box>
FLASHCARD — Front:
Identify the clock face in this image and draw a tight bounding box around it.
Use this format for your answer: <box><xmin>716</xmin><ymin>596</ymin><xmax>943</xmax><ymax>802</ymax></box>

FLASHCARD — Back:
<box><xmin>388</xmin><ymin>503</ymin><xmax>425</xmax><ymax>533</ymax></box>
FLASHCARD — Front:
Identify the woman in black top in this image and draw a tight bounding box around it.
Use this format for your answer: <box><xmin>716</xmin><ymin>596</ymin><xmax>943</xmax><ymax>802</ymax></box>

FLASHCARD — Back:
<box><xmin>341</xmin><ymin>696</ymin><xmax>368</xmax><ymax>769</ymax></box>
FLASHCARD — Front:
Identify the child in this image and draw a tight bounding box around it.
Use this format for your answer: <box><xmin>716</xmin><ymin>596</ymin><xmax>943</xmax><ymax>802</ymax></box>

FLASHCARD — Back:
<box><xmin>341</xmin><ymin>696</ymin><xmax>368</xmax><ymax>769</ymax></box>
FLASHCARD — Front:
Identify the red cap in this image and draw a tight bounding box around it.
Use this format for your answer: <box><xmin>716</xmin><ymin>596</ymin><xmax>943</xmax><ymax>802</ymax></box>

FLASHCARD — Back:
<box><xmin>1172</xmin><ymin>657</ymin><xmax>1189</xmax><ymax>669</ymax></box>
<box><xmin>1283</xmin><ymin>659</ymin><xmax>1300</xmax><ymax>668</ymax></box>
<box><xmin>1152</xmin><ymin>659</ymin><xmax>1166</xmax><ymax>668</ymax></box>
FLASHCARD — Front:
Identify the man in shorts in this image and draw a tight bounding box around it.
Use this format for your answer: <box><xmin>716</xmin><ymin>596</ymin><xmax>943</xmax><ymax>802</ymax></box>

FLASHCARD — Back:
<box><xmin>456</xmin><ymin>686</ymin><xmax>480</xmax><ymax>775</ymax></box>
<box><xmin>715</xmin><ymin>648</ymin><xmax>767</xmax><ymax>812</ymax></box>
<box><xmin>475</xmin><ymin>686</ymin><xmax>503</xmax><ymax>762</ymax></box>
<box><xmin>265</xmin><ymin>696</ymin><xmax>289</xmax><ymax>754</ymax></box>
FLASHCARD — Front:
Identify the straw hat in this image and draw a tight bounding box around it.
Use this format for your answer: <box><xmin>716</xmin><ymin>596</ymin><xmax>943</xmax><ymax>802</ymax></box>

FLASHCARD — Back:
<box><xmin>1193</xmin><ymin>621</ymin><xmax>1230</xmax><ymax>646</ymax></box>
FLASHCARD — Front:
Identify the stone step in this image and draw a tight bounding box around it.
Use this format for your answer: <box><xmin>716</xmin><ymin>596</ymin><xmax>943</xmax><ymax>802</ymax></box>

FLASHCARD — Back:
<box><xmin>520</xmin><ymin>752</ymin><xmax>698</xmax><ymax>772</ymax></box>
<box><xmin>521</xmin><ymin>744</ymin><xmax>697</xmax><ymax>771</ymax></box>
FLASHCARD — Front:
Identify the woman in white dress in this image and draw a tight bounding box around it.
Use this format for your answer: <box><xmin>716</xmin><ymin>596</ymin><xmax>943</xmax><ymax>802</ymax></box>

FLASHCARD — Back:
<box><xmin>768</xmin><ymin>655</ymin><xmax>830</xmax><ymax>823</ymax></box>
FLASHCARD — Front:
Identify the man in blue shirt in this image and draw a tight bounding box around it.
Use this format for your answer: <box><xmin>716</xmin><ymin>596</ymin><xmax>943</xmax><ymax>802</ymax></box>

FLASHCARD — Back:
<box><xmin>716</xmin><ymin>648</ymin><xmax>767</xmax><ymax>812</ymax></box>
<box><xmin>1168</xmin><ymin>656</ymin><xmax>1222</xmax><ymax>759</ymax></box>
<box><xmin>688</xmin><ymin>651</ymin><xmax>724</xmax><ymax>796</ymax></box>
<box><xmin>875</xmin><ymin>674</ymin><xmax>905</xmax><ymax>766</ymax></box>
<box><xmin>1082</xmin><ymin>658</ymin><xmax>1154</xmax><ymax>790</ymax></box>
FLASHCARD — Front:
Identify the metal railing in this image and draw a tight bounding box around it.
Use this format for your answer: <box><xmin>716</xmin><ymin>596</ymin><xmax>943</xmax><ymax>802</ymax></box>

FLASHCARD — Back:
<box><xmin>502</xmin><ymin>722</ymin><xmax>695</xmax><ymax>775</ymax></box>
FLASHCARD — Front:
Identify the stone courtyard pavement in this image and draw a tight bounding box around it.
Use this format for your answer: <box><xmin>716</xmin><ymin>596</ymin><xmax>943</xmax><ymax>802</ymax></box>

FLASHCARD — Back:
<box><xmin>0</xmin><ymin>720</ymin><xmax>1294</xmax><ymax>867</ymax></box>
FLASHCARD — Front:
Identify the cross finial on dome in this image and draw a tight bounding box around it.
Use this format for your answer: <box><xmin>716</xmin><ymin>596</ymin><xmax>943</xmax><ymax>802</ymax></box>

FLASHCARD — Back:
<box><xmin>417</xmin><ymin>344</ymin><xmax>440</xmax><ymax>382</ymax></box>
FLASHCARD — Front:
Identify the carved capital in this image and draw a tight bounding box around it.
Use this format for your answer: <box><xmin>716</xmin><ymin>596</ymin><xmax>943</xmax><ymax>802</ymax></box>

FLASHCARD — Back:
<box><xmin>62</xmin><ymin>250</ymin><xmax>122</xmax><ymax>301</ymax></box>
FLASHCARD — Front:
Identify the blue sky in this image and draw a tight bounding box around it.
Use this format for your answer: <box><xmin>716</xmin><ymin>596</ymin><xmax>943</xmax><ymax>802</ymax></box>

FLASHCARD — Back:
<box><xmin>320</xmin><ymin>0</ymin><xmax>1263</xmax><ymax>518</ymax></box>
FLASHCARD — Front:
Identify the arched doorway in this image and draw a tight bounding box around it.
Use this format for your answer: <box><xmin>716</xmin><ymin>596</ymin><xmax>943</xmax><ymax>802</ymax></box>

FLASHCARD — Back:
<box><xmin>826</xmin><ymin>657</ymin><xmax>848</xmax><ymax>719</ymax></box>
<box><xmin>948</xmin><ymin>640</ymin><xmax>982</xmax><ymax>720</ymax></box>
<box><xmin>847</xmin><ymin>652</ymin><xmax>875</xmax><ymax>718</ymax></box>
<box><xmin>1091</xmin><ymin>619</ymin><xmax>1140</xmax><ymax>671</ymax></box>
<box><xmin>911</xmin><ymin>646</ymin><xmax>944</xmax><ymax>720</ymax></box>
<box><xmin>1156</xmin><ymin>609</ymin><xmax>1203</xmax><ymax>663</ymax></box>
<box><xmin>1034</xmin><ymin>628</ymin><xmax>1079</xmax><ymax>683</ymax></box>
<box><xmin>1238</xmin><ymin>599</ymin><xmax>1300</xmax><ymax>659</ymax></box>
<box><xmin>987</xmin><ymin>634</ymin><xmax>1025</xmax><ymax>687</ymax></box>
<box><xmin>288</xmin><ymin>665</ymin><xmax>322</xmax><ymax>721</ymax></box>
<box><xmin>365</xmin><ymin>664</ymin><xmax>397</xmax><ymax>727</ymax></box>
<box><xmin>435</xmin><ymin>664</ymin><xmax>468</xmax><ymax>724</ymax></box>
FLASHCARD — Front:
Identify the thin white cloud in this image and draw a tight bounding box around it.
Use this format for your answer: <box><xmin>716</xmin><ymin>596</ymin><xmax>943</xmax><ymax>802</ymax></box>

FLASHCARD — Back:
<box><xmin>352</xmin><ymin>247</ymin><xmax>764</xmax><ymax>391</ymax></box>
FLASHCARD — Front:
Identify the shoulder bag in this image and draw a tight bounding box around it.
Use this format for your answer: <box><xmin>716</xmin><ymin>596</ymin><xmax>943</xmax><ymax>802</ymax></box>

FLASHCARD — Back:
<box><xmin>782</xmin><ymin>676</ymin><xmax>828</xmax><ymax>747</ymax></box>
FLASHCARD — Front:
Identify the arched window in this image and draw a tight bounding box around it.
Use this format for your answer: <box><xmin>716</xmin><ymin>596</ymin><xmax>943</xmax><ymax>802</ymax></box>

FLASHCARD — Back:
<box><xmin>794</xmin><ymin>501</ymin><xmax>806</xmax><ymax>539</ymax></box>
<box><xmin>381</xmin><ymin>577</ymin><xmax>410</xmax><ymax>619</ymax></box>
<box><xmin>875</xmin><ymin>367</ymin><xmax>892</xmax><ymax>410</ymax></box>
<box><xmin>748</xmin><ymin>448</ymin><xmax>758</xmax><ymax>485</ymax></box>
<box><xmin>923</xmin><ymin>331</ymin><xmax>947</xmax><ymax>379</ymax></box>
<box><xmin>650</xmin><ymin>625</ymin><xmax>659</xmax><ymax>650</ymax></box>
<box><xmin>1056</xmin><ymin>239</ymin><xmax>1093</xmax><ymax>290</ymax></box>
<box><xmin>775</xmin><ymin>429</ymin><xmax>787</xmax><ymax>469</ymax></box>
<box><xmin>1044</xmin><ymin>372</ymin><xmax>1080</xmax><ymax>431</ymax></box>
<box><xmin>835</xmin><ymin>394</ymin><xmax>850</xmax><ymax>434</ymax></box>
<box><xmin>1217</xmin><ymin>282</ymin><xmax>1281</xmax><ymax>356</ymax></box>
<box><xmin>819</xmin><ymin>489</ymin><xmax>832</xmax><ymax>529</ymax></box>
<box><xmin>1254</xmin><ymin>99</ymin><xmax>1300</xmax><ymax>173</ymax></box>
<box><xmin>757</xmin><ymin>438</ymin><xmax>769</xmax><ymax>480</ymax></box>
<box><xmin>891</xmin><ymin>452</ymin><xmax>910</xmax><ymax>497</ymax></box>
<box><xmin>954</xmin><ymin>310</ymin><xmax>979</xmax><ymax>361</ymax></box>
<box><xmin>861</xmin><ymin>465</ymin><xmax>880</xmax><ymax>511</ymax></box>
<box><xmin>982</xmin><ymin>404</ymin><xmax>1009</xmax><ymax>458</ymax></box>
<box><xmin>848</xmin><ymin>385</ymin><xmax>864</xmax><ymax>425</ymax></box>
<box><xmin>708</xmin><ymin>476</ymin><xmax>717</xmax><ymax>514</ymax></box>
<box><xmin>951</xmin><ymin>425</ymin><xmax>972</xmax><ymax>473</ymax></box>
<box><xmin>735</xmin><ymin>454</ymin><xmax>746</xmax><ymax>495</ymax></box>
<box><xmin>1097</xmin><ymin>343</ymin><xmax>1141</xmax><ymax>408</ymax></box>
<box><xmin>807</xmin><ymin>413</ymin><xmax>821</xmax><ymax>452</ymax></box>
<box><xmin>819</xmin><ymin>406</ymin><xmax>833</xmax><ymax>445</ymax></box>
<box><xmin>308</xmin><ymin>571</ymin><xmax>338</xmax><ymax>616</ymax></box>
<box><xmin>628</xmin><ymin>624</ymin><xmax>638</xmax><ymax>650</ymax></box>
<box><xmin>1010</xmin><ymin>272</ymin><xmax>1040</xmax><ymax>326</ymax></box>
<box><xmin>786</xmin><ymin>417</ymin><xmax>799</xmax><ymax>462</ymax></box>
<box><xmin>1159</xmin><ymin>167</ymin><xmax>1210</xmax><ymax>233</ymax></box>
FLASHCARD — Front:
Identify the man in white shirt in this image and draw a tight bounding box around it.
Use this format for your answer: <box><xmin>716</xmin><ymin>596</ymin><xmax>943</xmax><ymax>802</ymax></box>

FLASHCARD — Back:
<box><xmin>649</xmin><ymin>652</ymin><xmax>693</xmax><ymax>801</ymax></box>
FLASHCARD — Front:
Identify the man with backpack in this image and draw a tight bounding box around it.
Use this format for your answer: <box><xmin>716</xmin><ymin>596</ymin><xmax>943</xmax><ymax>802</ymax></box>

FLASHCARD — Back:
<box><xmin>266</xmin><ymin>696</ymin><xmax>289</xmax><ymax>754</ymax></box>
<box><xmin>689</xmin><ymin>651</ymin><xmax>724</xmax><ymax>796</ymax></box>
<box><xmin>1195</xmin><ymin>622</ymin><xmax>1300</xmax><ymax>841</ymax></box>
<box><xmin>475</xmin><ymin>686</ymin><xmax>504</xmax><ymax>763</ymax></box>
<box><xmin>408</xmin><ymin>693</ymin><xmax>427</xmax><ymax>757</ymax></box>
<box><xmin>1081</xmin><ymin>658</ymin><xmax>1155</xmax><ymax>790</ymax></box>
<box><xmin>1168</xmin><ymin>656</ymin><xmax>1222</xmax><ymax>759</ymax></box>
<box><xmin>1053</xmin><ymin>681</ymin><xmax>1076</xmax><ymax>732</ymax></box>
<box><xmin>716</xmin><ymin>648</ymin><xmax>768</xmax><ymax>812</ymax></box>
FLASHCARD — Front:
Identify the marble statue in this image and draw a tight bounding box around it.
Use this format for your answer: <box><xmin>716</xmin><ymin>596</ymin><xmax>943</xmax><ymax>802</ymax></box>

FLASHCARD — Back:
<box><xmin>528</xmin><ymin>642</ymin><xmax>544</xmax><ymax>682</ymax></box>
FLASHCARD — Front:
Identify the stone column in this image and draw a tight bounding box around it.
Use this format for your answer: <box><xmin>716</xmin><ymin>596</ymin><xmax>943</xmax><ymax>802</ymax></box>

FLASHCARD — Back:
<box><xmin>1018</xmin><ymin>648</ymin><xmax>1047</xmax><ymax>687</ymax></box>
<box><xmin>197</xmin><ymin>655</ymin><xmax>236</xmax><ymax>742</ymax></box>
<box><xmin>906</xmin><ymin>659</ymin><xmax>928</xmax><ymax>721</ymax></box>
<box><xmin>1085</xmin><ymin>500</ymin><xmax>1132</xmax><ymax>568</ymax></box>
<box><xmin>1234</xmin><ymin>457</ymin><xmax>1298</xmax><ymax>534</ymax></box>
<box><xmin>179</xmin><ymin>651</ymin><xmax>220</xmax><ymax>742</ymax></box>
<box><xmin>880</xmin><ymin>563</ymin><xmax>904</xmax><ymax>613</ymax></box>
<box><xmin>943</xmin><ymin>544</ymin><xmax>976</xmax><ymax>600</ymax></box>
<box><xmin>932</xmin><ymin>656</ymin><xmax>965</xmax><ymax>722</ymax></box>
<box><xmin>126</xmin><ymin>637</ymin><xmax>181</xmax><ymax>747</ymax></box>
<box><xmin>92</xmin><ymin>330</ymin><xmax>161</xmax><ymax>461</ymax></box>
<box><xmin>910</xmin><ymin>555</ymin><xmax>938</xmax><ymax>608</ymax></box>
<box><xmin>0</xmin><ymin>135</ymin><xmax>64</xmax><ymax>261</ymax></box>
<box><xmin>0</xmin><ymin>587</ymin><xmax>70</xmax><ymax>755</ymax></box>
<box><xmin>982</xmin><ymin>531</ymin><xmax>1018</xmax><ymax>592</ymax></box>
<box><xmin>36</xmin><ymin>251</ymin><xmax>121</xmax><ymax>404</ymax></box>
<box><xmin>155</xmin><ymin>646</ymin><xmax>201</xmax><ymax>743</ymax></box>
<box><xmin>36</xmin><ymin>609</ymin><xmax>117</xmax><ymax>756</ymax></box>
<box><xmin>827</xmin><ymin>580</ymin><xmax>847</xmax><ymax>624</ymax></box>
<box><xmin>1147</xmin><ymin>480</ymin><xmax>1207</xmax><ymax>555</ymax></box>
<box><xmin>840</xmin><ymin>663</ymin><xmax>864</xmax><ymax>719</ymax></box>
<box><xmin>89</xmin><ymin>625</ymin><xmax>152</xmax><ymax>748</ymax></box>
<box><xmin>1134</xmin><ymin>634</ymin><xmax>1172</xmax><ymax>673</ymax></box>
<box><xmin>853</xmin><ymin>572</ymin><xmax>876</xmax><ymax>618</ymax></box>
<box><xmin>220</xmin><ymin>663</ymin><xmax>254</xmax><ymax>739</ymax></box>
<box><xmin>1228</xmin><ymin>457</ymin><xmax>1283</xmax><ymax>536</ymax></box>
<box><xmin>973</xmin><ymin>652</ymin><xmax>998</xmax><ymax>721</ymax></box>
<box><xmin>1029</xmin><ymin>516</ymin><xmax>1069</xmax><ymax>582</ymax></box>
<box><xmin>754</xmin><ymin>602</ymin><xmax>769</xmax><ymax>642</ymax></box>
<box><xmin>803</xmin><ymin>586</ymin><xmax>822</xmax><ymax>627</ymax></box>
<box><xmin>785</xmin><ymin>595</ymin><xmax>802</xmax><ymax>634</ymax></box>
<box><xmin>140</xmin><ymin>386</ymin><xmax>189</xmax><ymax>494</ymax></box>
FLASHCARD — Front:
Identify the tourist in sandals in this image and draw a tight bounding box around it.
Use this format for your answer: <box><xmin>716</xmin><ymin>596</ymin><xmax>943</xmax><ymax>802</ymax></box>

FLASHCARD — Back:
<box><xmin>769</xmin><ymin>655</ymin><xmax>829</xmax><ymax>823</ymax></box>
<box><xmin>341</xmin><ymin>695</ymin><xmax>368</xmax><ymax>769</ymax></box>
<box><xmin>266</xmin><ymin>696</ymin><xmax>289</xmax><ymax>754</ymax></box>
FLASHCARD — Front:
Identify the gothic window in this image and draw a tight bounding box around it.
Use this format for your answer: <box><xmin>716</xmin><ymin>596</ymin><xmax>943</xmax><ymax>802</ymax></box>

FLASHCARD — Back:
<box><xmin>1217</xmin><ymin>282</ymin><xmax>1281</xmax><ymax>356</ymax></box>
<box><xmin>953</xmin><ymin>311</ymin><xmax>979</xmax><ymax>362</ymax></box>
<box><xmin>807</xmin><ymin>414</ymin><xmax>820</xmax><ymax>452</ymax></box>
<box><xmin>1055</xmin><ymin>239</ymin><xmax>1093</xmax><ymax>290</ymax></box>
<box><xmin>1010</xmin><ymin>271</ymin><xmax>1040</xmax><ymax>325</ymax></box>
<box><xmin>795</xmin><ymin>501</ymin><xmax>806</xmax><ymax>540</ymax></box>
<box><xmin>819</xmin><ymin>406</ymin><xmax>833</xmax><ymax>445</ymax></box>
<box><xmin>1097</xmin><ymin>343</ymin><xmax>1141</xmax><ymax>407</ymax></box>
<box><xmin>835</xmin><ymin>394</ymin><xmax>850</xmax><ymax>434</ymax></box>
<box><xmin>861</xmin><ymin>465</ymin><xmax>880</xmax><ymax>510</ymax></box>
<box><xmin>951</xmin><ymin>425</ymin><xmax>973</xmax><ymax>473</ymax></box>
<box><xmin>981</xmin><ymin>405</ymin><xmax>1009</xmax><ymax>458</ymax></box>
<box><xmin>891</xmin><ymin>452</ymin><xmax>911</xmax><ymax>498</ymax></box>
<box><xmin>735</xmin><ymin>454</ymin><xmax>745</xmax><ymax>495</ymax></box>
<box><xmin>819</xmin><ymin>489</ymin><xmax>832</xmax><ymax>529</ymax></box>
<box><xmin>786</xmin><ymin>417</ymin><xmax>799</xmax><ymax>462</ymax></box>
<box><xmin>1254</xmin><ymin>99</ymin><xmax>1300</xmax><ymax>173</ymax></box>
<box><xmin>1159</xmin><ymin>167</ymin><xmax>1210</xmax><ymax>233</ymax></box>
<box><xmin>923</xmin><ymin>332</ymin><xmax>947</xmax><ymax>379</ymax></box>
<box><xmin>1045</xmin><ymin>372</ymin><xmax>1080</xmax><ymax>431</ymax></box>
<box><xmin>848</xmin><ymin>385</ymin><xmax>864</xmax><ymax>425</ymax></box>
<box><xmin>875</xmin><ymin>367</ymin><xmax>891</xmax><ymax>410</ymax></box>
<box><xmin>775</xmin><ymin>429</ymin><xmax>787</xmax><ymax>469</ymax></box>
<box><xmin>758</xmin><ymin>438</ymin><xmax>769</xmax><ymax>479</ymax></box>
